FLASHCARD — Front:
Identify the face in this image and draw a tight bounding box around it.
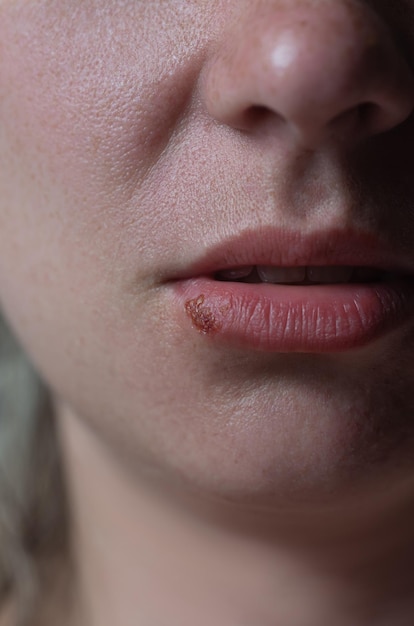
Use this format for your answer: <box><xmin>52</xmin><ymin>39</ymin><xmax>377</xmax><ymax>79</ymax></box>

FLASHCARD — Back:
<box><xmin>2</xmin><ymin>0</ymin><xmax>414</xmax><ymax>514</ymax></box>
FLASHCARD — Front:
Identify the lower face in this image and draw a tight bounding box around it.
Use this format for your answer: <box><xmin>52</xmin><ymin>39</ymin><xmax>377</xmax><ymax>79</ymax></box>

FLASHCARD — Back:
<box><xmin>1</xmin><ymin>0</ymin><xmax>414</xmax><ymax>517</ymax></box>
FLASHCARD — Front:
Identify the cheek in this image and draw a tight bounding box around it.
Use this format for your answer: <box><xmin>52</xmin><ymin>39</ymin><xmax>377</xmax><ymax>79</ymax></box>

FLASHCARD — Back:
<box><xmin>0</xmin><ymin>0</ymin><xmax>211</xmax><ymax>185</ymax></box>
<box><xmin>0</xmin><ymin>0</ymin><xmax>208</xmax><ymax>272</ymax></box>
<box><xmin>0</xmin><ymin>3</ymin><xmax>183</xmax><ymax>204</ymax></box>
<box><xmin>0</xmin><ymin>0</ymin><xmax>202</xmax><ymax>357</ymax></box>
<box><xmin>0</xmin><ymin>1</ymin><xmax>218</xmax><ymax>476</ymax></box>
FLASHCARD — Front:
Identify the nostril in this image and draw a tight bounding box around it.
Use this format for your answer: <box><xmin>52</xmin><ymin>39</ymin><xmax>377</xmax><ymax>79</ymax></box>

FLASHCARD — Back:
<box><xmin>327</xmin><ymin>102</ymin><xmax>383</xmax><ymax>140</ymax></box>
<box><xmin>249</xmin><ymin>105</ymin><xmax>270</xmax><ymax>121</ymax></box>
<box><xmin>241</xmin><ymin>104</ymin><xmax>286</xmax><ymax>132</ymax></box>
<box><xmin>357</xmin><ymin>102</ymin><xmax>379</xmax><ymax>125</ymax></box>
<box><xmin>354</xmin><ymin>102</ymin><xmax>384</xmax><ymax>134</ymax></box>
<box><xmin>246</xmin><ymin>102</ymin><xmax>383</xmax><ymax>143</ymax></box>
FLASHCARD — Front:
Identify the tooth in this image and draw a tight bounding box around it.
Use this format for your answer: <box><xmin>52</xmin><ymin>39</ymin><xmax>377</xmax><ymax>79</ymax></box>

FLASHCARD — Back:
<box><xmin>216</xmin><ymin>266</ymin><xmax>254</xmax><ymax>280</ymax></box>
<box><xmin>257</xmin><ymin>266</ymin><xmax>307</xmax><ymax>283</ymax></box>
<box><xmin>307</xmin><ymin>266</ymin><xmax>353</xmax><ymax>283</ymax></box>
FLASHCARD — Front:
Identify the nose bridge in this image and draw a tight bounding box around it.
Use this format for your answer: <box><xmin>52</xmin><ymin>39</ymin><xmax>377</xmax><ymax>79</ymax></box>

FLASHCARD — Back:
<box><xmin>204</xmin><ymin>0</ymin><xmax>414</xmax><ymax>147</ymax></box>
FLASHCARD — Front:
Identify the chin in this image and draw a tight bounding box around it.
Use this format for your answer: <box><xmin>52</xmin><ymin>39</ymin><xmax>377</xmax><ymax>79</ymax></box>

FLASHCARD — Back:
<box><xmin>160</xmin><ymin>356</ymin><xmax>414</xmax><ymax>517</ymax></box>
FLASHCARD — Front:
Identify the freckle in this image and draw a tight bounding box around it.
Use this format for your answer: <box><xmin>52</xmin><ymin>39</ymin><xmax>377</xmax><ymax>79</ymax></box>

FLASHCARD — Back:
<box><xmin>185</xmin><ymin>294</ymin><xmax>221</xmax><ymax>334</ymax></box>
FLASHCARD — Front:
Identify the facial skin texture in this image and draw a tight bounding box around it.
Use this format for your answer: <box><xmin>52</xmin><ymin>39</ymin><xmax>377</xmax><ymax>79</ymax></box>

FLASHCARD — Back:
<box><xmin>2</xmin><ymin>0</ymin><xmax>414</xmax><ymax>624</ymax></box>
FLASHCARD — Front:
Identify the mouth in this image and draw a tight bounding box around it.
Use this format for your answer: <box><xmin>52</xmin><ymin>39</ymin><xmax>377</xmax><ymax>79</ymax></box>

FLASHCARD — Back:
<box><xmin>214</xmin><ymin>265</ymin><xmax>403</xmax><ymax>285</ymax></box>
<box><xmin>170</xmin><ymin>228</ymin><xmax>414</xmax><ymax>353</ymax></box>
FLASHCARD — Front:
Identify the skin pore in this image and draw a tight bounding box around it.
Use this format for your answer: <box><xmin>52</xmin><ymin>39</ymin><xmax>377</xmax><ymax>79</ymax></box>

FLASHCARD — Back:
<box><xmin>2</xmin><ymin>0</ymin><xmax>414</xmax><ymax>624</ymax></box>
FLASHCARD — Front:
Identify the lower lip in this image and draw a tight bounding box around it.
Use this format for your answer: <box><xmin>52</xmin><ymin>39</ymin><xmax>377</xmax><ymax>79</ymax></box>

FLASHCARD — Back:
<box><xmin>172</xmin><ymin>277</ymin><xmax>414</xmax><ymax>353</ymax></box>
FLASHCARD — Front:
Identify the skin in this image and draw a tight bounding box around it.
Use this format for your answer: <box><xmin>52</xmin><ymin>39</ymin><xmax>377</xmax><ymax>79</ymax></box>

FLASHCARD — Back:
<box><xmin>2</xmin><ymin>0</ymin><xmax>414</xmax><ymax>623</ymax></box>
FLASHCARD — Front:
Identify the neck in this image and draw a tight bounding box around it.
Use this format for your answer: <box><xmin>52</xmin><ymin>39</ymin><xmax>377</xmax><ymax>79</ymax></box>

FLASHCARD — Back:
<box><xmin>56</xmin><ymin>404</ymin><xmax>414</xmax><ymax>626</ymax></box>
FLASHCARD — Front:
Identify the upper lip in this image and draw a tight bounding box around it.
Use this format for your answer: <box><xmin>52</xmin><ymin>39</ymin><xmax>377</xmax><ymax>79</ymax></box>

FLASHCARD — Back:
<box><xmin>172</xmin><ymin>227</ymin><xmax>414</xmax><ymax>279</ymax></box>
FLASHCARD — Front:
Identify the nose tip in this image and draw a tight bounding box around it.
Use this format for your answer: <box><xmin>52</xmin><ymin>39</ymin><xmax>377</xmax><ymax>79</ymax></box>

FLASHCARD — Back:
<box><xmin>204</xmin><ymin>1</ymin><xmax>414</xmax><ymax>147</ymax></box>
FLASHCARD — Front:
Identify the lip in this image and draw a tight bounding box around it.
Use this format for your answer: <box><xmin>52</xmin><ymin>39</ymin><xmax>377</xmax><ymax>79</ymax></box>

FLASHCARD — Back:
<box><xmin>169</xmin><ymin>227</ymin><xmax>414</xmax><ymax>353</ymax></box>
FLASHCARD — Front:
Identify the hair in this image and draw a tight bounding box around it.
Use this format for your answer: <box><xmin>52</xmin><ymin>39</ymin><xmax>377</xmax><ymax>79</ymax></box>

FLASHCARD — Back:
<box><xmin>0</xmin><ymin>310</ymin><xmax>68</xmax><ymax>625</ymax></box>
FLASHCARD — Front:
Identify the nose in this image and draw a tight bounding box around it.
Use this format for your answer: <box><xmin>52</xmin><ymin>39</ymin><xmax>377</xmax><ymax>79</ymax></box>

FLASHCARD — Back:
<box><xmin>204</xmin><ymin>1</ymin><xmax>414</xmax><ymax>147</ymax></box>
